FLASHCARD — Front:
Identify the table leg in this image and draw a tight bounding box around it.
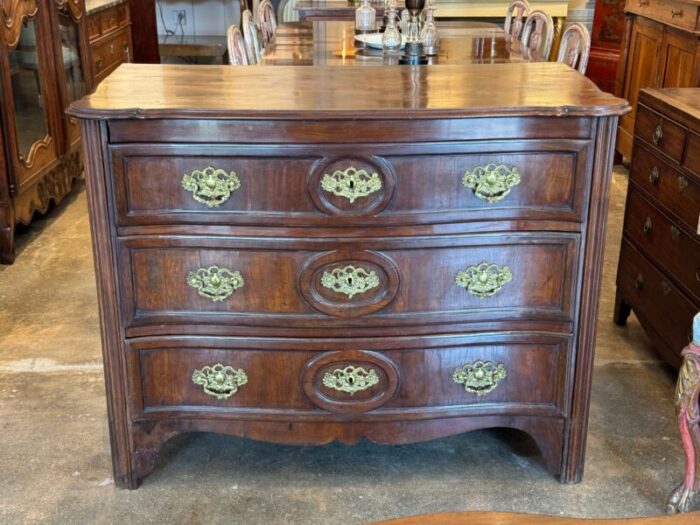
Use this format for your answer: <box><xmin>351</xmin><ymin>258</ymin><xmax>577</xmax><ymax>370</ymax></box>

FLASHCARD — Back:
<box><xmin>668</xmin><ymin>342</ymin><xmax>700</xmax><ymax>514</ymax></box>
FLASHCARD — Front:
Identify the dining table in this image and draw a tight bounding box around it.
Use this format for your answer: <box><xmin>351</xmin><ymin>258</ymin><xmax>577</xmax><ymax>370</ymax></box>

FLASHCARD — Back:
<box><xmin>260</xmin><ymin>20</ymin><xmax>533</xmax><ymax>66</ymax></box>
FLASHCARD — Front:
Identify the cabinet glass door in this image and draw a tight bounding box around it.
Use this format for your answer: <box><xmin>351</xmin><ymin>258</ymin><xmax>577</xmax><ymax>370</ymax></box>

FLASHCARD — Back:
<box><xmin>56</xmin><ymin>1</ymin><xmax>87</xmax><ymax>146</ymax></box>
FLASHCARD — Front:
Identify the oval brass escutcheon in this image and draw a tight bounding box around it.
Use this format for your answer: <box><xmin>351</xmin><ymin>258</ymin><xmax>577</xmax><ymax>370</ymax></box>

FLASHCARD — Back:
<box><xmin>182</xmin><ymin>166</ymin><xmax>241</xmax><ymax>208</ymax></box>
<box><xmin>192</xmin><ymin>363</ymin><xmax>248</xmax><ymax>400</ymax></box>
<box><xmin>321</xmin><ymin>167</ymin><xmax>382</xmax><ymax>203</ymax></box>
<box><xmin>186</xmin><ymin>265</ymin><xmax>244</xmax><ymax>302</ymax></box>
<box><xmin>299</xmin><ymin>250</ymin><xmax>400</xmax><ymax>318</ymax></box>
<box><xmin>302</xmin><ymin>350</ymin><xmax>400</xmax><ymax>413</ymax></box>
<box><xmin>452</xmin><ymin>360</ymin><xmax>506</xmax><ymax>396</ymax></box>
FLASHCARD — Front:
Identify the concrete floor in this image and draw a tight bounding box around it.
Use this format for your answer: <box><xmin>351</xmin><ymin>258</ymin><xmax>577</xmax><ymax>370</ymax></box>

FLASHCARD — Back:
<box><xmin>0</xmin><ymin>168</ymin><xmax>686</xmax><ymax>524</ymax></box>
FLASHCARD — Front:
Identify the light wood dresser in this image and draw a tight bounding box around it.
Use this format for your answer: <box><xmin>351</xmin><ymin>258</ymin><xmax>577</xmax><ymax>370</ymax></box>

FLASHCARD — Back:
<box><xmin>69</xmin><ymin>63</ymin><xmax>629</xmax><ymax>489</ymax></box>
<box><xmin>615</xmin><ymin>88</ymin><xmax>700</xmax><ymax>368</ymax></box>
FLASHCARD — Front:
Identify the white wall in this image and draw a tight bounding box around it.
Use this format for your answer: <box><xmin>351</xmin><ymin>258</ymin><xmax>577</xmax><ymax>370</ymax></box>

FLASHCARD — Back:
<box><xmin>155</xmin><ymin>0</ymin><xmax>240</xmax><ymax>37</ymax></box>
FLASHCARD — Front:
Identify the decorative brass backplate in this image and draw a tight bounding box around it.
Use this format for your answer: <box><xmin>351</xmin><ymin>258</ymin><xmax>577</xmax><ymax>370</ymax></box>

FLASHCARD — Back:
<box><xmin>462</xmin><ymin>164</ymin><xmax>521</xmax><ymax>203</ymax></box>
<box><xmin>455</xmin><ymin>262</ymin><xmax>512</xmax><ymax>298</ymax></box>
<box><xmin>320</xmin><ymin>167</ymin><xmax>382</xmax><ymax>203</ymax></box>
<box><xmin>322</xmin><ymin>366</ymin><xmax>380</xmax><ymax>395</ymax></box>
<box><xmin>192</xmin><ymin>363</ymin><xmax>248</xmax><ymax>400</ymax></box>
<box><xmin>653</xmin><ymin>123</ymin><xmax>663</xmax><ymax>145</ymax></box>
<box><xmin>186</xmin><ymin>265</ymin><xmax>244</xmax><ymax>302</ymax></box>
<box><xmin>321</xmin><ymin>265</ymin><xmax>380</xmax><ymax>299</ymax></box>
<box><xmin>452</xmin><ymin>360</ymin><xmax>506</xmax><ymax>396</ymax></box>
<box><xmin>182</xmin><ymin>166</ymin><xmax>241</xmax><ymax>208</ymax></box>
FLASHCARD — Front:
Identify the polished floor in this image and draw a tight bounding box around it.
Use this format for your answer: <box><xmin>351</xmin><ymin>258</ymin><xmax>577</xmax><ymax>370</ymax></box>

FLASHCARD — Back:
<box><xmin>0</xmin><ymin>168</ymin><xmax>686</xmax><ymax>524</ymax></box>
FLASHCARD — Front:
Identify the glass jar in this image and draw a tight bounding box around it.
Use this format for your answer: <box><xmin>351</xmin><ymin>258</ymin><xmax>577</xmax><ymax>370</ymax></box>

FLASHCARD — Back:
<box><xmin>382</xmin><ymin>4</ymin><xmax>401</xmax><ymax>53</ymax></box>
<box><xmin>420</xmin><ymin>6</ymin><xmax>439</xmax><ymax>55</ymax></box>
<box><xmin>355</xmin><ymin>0</ymin><xmax>376</xmax><ymax>33</ymax></box>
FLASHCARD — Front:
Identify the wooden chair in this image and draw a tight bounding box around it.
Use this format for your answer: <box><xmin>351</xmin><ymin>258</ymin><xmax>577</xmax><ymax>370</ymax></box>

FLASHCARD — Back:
<box><xmin>241</xmin><ymin>9</ymin><xmax>262</xmax><ymax>65</ymax></box>
<box><xmin>556</xmin><ymin>22</ymin><xmax>591</xmax><ymax>74</ymax></box>
<box><xmin>504</xmin><ymin>0</ymin><xmax>530</xmax><ymax>40</ymax></box>
<box><xmin>520</xmin><ymin>9</ymin><xmax>554</xmax><ymax>61</ymax></box>
<box><xmin>259</xmin><ymin>0</ymin><xmax>278</xmax><ymax>47</ymax></box>
<box><xmin>226</xmin><ymin>25</ymin><xmax>249</xmax><ymax>65</ymax></box>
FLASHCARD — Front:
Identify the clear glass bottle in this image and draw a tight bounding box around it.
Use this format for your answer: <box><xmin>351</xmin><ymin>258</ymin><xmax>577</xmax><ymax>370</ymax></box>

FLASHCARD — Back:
<box><xmin>355</xmin><ymin>0</ymin><xmax>376</xmax><ymax>33</ymax></box>
<box><xmin>382</xmin><ymin>2</ymin><xmax>401</xmax><ymax>53</ymax></box>
<box><xmin>399</xmin><ymin>8</ymin><xmax>410</xmax><ymax>33</ymax></box>
<box><xmin>420</xmin><ymin>6</ymin><xmax>439</xmax><ymax>55</ymax></box>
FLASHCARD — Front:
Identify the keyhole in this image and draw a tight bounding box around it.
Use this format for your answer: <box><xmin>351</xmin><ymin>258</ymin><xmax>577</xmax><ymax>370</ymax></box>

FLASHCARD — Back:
<box><xmin>349</xmin><ymin>180</ymin><xmax>355</xmax><ymax>189</ymax></box>
<box><xmin>348</xmin><ymin>377</ymin><xmax>354</xmax><ymax>384</ymax></box>
<box><xmin>346</xmin><ymin>277</ymin><xmax>353</xmax><ymax>285</ymax></box>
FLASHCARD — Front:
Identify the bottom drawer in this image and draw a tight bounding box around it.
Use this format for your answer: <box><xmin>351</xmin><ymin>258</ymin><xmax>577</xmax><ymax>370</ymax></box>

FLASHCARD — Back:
<box><xmin>127</xmin><ymin>333</ymin><xmax>570</xmax><ymax>419</ymax></box>
<box><xmin>617</xmin><ymin>239</ymin><xmax>696</xmax><ymax>357</ymax></box>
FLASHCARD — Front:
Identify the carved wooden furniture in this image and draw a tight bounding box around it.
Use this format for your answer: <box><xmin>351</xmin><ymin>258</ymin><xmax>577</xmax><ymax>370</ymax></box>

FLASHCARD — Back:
<box><xmin>614</xmin><ymin>88</ymin><xmax>700</xmax><ymax>368</ymax></box>
<box><xmin>557</xmin><ymin>22</ymin><xmax>591</xmax><ymax>74</ymax></box>
<box><xmin>85</xmin><ymin>0</ymin><xmax>131</xmax><ymax>86</ymax></box>
<box><xmin>260</xmin><ymin>0</ymin><xmax>278</xmax><ymax>46</ymax></box>
<box><xmin>668</xmin><ymin>313</ymin><xmax>700</xmax><ymax>514</ymax></box>
<box><xmin>504</xmin><ymin>0</ymin><xmax>530</xmax><ymax>39</ymax></box>
<box><xmin>614</xmin><ymin>0</ymin><xmax>700</xmax><ymax>159</ymax></box>
<box><xmin>0</xmin><ymin>0</ymin><xmax>92</xmax><ymax>264</ymax></box>
<box><xmin>520</xmin><ymin>9</ymin><xmax>554</xmax><ymax>60</ymax></box>
<box><xmin>69</xmin><ymin>62</ymin><xmax>628</xmax><ymax>489</ymax></box>
<box><xmin>227</xmin><ymin>26</ymin><xmax>249</xmax><ymax>65</ymax></box>
<box><xmin>586</xmin><ymin>0</ymin><xmax>625</xmax><ymax>93</ymax></box>
<box><xmin>242</xmin><ymin>9</ymin><xmax>262</xmax><ymax>64</ymax></box>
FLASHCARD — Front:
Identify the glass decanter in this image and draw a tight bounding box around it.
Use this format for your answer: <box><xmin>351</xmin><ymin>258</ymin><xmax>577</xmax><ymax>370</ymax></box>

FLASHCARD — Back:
<box><xmin>420</xmin><ymin>6</ymin><xmax>439</xmax><ymax>55</ymax></box>
<box><xmin>382</xmin><ymin>1</ymin><xmax>401</xmax><ymax>53</ymax></box>
<box><xmin>355</xmin><ymin>0</ymin><xmax>376</xmax><ymax>34</ymax></box>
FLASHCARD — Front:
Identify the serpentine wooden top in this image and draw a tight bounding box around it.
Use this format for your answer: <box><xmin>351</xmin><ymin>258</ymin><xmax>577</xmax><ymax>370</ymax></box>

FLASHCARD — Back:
<box><xmin>69</xmin><ymin>63</ymin><xmax>630</xmax><ymax>120</ymax></box>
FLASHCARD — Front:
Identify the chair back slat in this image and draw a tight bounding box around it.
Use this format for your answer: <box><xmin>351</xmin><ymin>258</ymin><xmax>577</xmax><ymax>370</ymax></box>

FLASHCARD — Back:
<box><xmin>504</xmin><ymin>0</ymin><xmax>530</xmax><ymax>39</ymax></box>
<box><xmin>242</xmin><ymin>9</ymin><xmax>262</xmax><ymax>65</ymax></box>
<box><xmin>259</xmin><ymin>0</ymin><xmax>278</xmax><ymax>47</ymax></box>
<box><xmin>520</xmin><ymin>9</ymin><xmax>554</xmax><ymax>61</ymax></box>
<box><xmin>227</xmin><ymin>25</ymin><xmax>249</xmax><ymax>65</ymax></box>
<box><xmin>557</xmin><ymin>22</ymin><xmax>591</xmax><ymax>74</ymax></box>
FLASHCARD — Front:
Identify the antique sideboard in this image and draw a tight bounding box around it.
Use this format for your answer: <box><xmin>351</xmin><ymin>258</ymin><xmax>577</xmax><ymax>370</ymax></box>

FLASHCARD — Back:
<box><xmin>615</xmin><ymin>88</ymin><xmax>700</xmax><ymax>368</ymax></box>
<box><xmin>69</xmin><ymin>63</ymin><xmax>629</xmax><ymax>488</ymax></box>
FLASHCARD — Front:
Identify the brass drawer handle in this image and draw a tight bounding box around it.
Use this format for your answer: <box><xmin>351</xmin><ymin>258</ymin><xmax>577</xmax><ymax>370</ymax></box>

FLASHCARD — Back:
<box><xmin>456</xmin><ymin>262</ymin><xmax>512</xmax><ymax>298</ymax></box>
<box><xmin>638</xmin><ymin>0</ymin><xmax>648</xmax><ymax>5</ymax></box>
<box><xmin>678</xmin><ymin>176</ymin><xmax>688</xmax><ymax>191</ymax></box>
<box><xmin>462</xmin><ymin>164</ymin><xmax>521</xmax><ymax>203</ymax></box>
<box><xmin>182</xmin><ymin>167</ymin><xmax>241</xmax><ymax>208</ymax></box>
<box><xmin>649</xmin><ymin>166</ymin><xmax>659</xmax><ymax>184</ymax></box>
<box><xmin>320</xmin><ymin>167</ymin><xmax>382</xmax><ymax>203</ymax></box>
<box><xmin>653</xmin><ymin>123</ymin><xmax>663</xmax><ymax>145</ymax></box>
<box><xmin>322</xmin><ymin>365</ymin><xmax>379</xmax><ymax>395</ymax></box>
<box><xmin>661</xmin><ymin>280</ymin><xmax>672</xmax><ymax>296</ymax></box>
<box><xmin>670</xmin><ymin>224</ymin><xmax>680</xmax><ymax>240</ymax></box>
<box><xmin>643</xmin><ymin>216</ymin><xmax>652</xmax><ymax>234</ymax></box>
<box><xmin>192</xmin><ymin>363</ymin><xmax>248</xmax><ymax>400</ymax></box>
<box><xmin>187</xmin><ymin>265</ymin><xmax>244</xmax><ymax>302</ymax></box>
<box><xmin>634</xmin><ymin>273</ymin><xmax>644</xmax><ymax>290</ymax></box>
<box><xmin>321</xmin><ymin>265</ymin><xmax>380</xmax><ymax>299</ymax></box>
<box><xmin>453</xmin><ymin>360</ymin><xmax>506</xmax><ymax>396</ymax></box>
<box><xmin>671</xmin><ymin>8</ymin><xmax>683</xmax><ymax>17</ymax></box>
<box><xmin>95</xmin><ymin>58</ymin><xmax>103</xmax><ymax>69</ymax></box>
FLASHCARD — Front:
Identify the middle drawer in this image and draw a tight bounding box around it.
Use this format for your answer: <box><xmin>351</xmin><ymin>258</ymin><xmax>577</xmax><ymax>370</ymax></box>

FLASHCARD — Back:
<box><xmin>118</xmin><ymin>233</ymin><xmax>580</xmax><ymax>333</ymax></box>
<box><xmin>110</xmin><ymin>142</ymin><xmax>591</xmax><ymax>228</ymax></box>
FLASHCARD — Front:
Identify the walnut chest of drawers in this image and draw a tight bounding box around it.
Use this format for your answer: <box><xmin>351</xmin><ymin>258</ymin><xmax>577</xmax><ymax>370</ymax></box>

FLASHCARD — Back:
<box><xmin>615</xmin><ymin>88</ymin><xmax>700</xmax><ymax>367</ymax></box>
<box><xmin>69</xmin><ymin>63</ymin><xmax>629</xmax><ymax>489</ymax></box>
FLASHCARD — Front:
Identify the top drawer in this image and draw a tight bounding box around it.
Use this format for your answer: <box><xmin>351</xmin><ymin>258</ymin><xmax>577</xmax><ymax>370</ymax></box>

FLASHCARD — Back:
<box><xmin>635</xmin><ymin>104</ymin><xmax>687</xmax><ymax>164</ymax></box>
<box><xmin>625</xmin><ymin>0</ymin><xmax>699</xmax><ymax>32</ymax></box>
<box><xmin>110</xmin><ymin>141</ymin><xmax>591</xmax><ymax>228</ymax></box>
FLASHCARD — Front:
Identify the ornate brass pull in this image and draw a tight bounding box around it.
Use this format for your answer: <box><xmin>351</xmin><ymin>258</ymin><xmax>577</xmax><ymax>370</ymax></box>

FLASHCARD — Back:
<box><xmin>320</xmin><ymin>167</ymin><xmax>382</xmax><ymax>203</ymax></box>
<box><xmin>671</xmin><ymin>8</ymin><xmax>683</xmax><ymax>17</ymax></box>
<box><xmin>321</xmin><ymin>265</ymin><xmax>380</xmax><ymax>299</ymax></box>
<box><xmin>182</xmin><ymin>166</ymin><xmax>241</xmax><ymax>208</ymax></box>
<box><xmin>96</xmin><ymin>58</ymin><xmax>103</xmax><ymax>69</ymax></box>
<box><xmin>670</xmin><ymin>224</ymin><xmax>681</xmax><ymax>240</ymax></box>
<box><xmin>634</xmin><ymin>273</ymin><xmax>644</xmax><ymax>290</ymax></box>
<box><xmin>462</xmin><ymin>164</ymin><xmax>521</xmax><ymax>203</ymax></box>
<box><xmin>192</xmin><ymin>363</ymin><xmax>248</xmax><ymax>400</ymax></box>
<box><xmin>653</xmin><ymin>123</ymin><xmax>663</xmax><ymax>145</ymax></box>
<box><xmin>322</xmin><ymin>365</ymin><xmax>380</xmax><ymax>395</ymax></box>
<box><xmin>456</xmin><ymin>262</ymin><xmax>512</xmax><ymax>298</ymax></box>
<box><xmin>187</xmin><ymin>265</ymin><xmax>244</xmax><ymax>302</ymax></box>
<box><xmin>643</xmin><ymin>216</ymin><xmax>652</xmax><ymax>234</ymax></box>
<box><xmin>453</xmin><ymin>360</ymin><xmax>506</xmax><ymax>396</ymax></box>
<box><xmin>649</xmin><ymin>166</ymin><xmax>659</xmax><ymax>184</ymax></box>
<box><xmin>678</xmin><ymin>176</ymin><xmax>688</xmax><ymax>191</ymax></box>
<box><xmin>661</xmin><ymin>280</ymin><xmax>672</xmax><ymax>296</ymax></box>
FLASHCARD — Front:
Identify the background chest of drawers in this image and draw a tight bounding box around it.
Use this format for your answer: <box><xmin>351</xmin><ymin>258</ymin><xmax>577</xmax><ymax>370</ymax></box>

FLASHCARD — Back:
<box><xmin>615</xmin><ymin>88</ymin><xmax>700</xmax><ymax>368</ymax></box>
<box><xmin>85</xmin><ymin>0</ymin><xmax>131</xmax><ymax>85</ymax></box>
<box><xmin>71</xmin><ymin>64</ymin><xmax>628</xmax><ymax>489</ymax></box>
